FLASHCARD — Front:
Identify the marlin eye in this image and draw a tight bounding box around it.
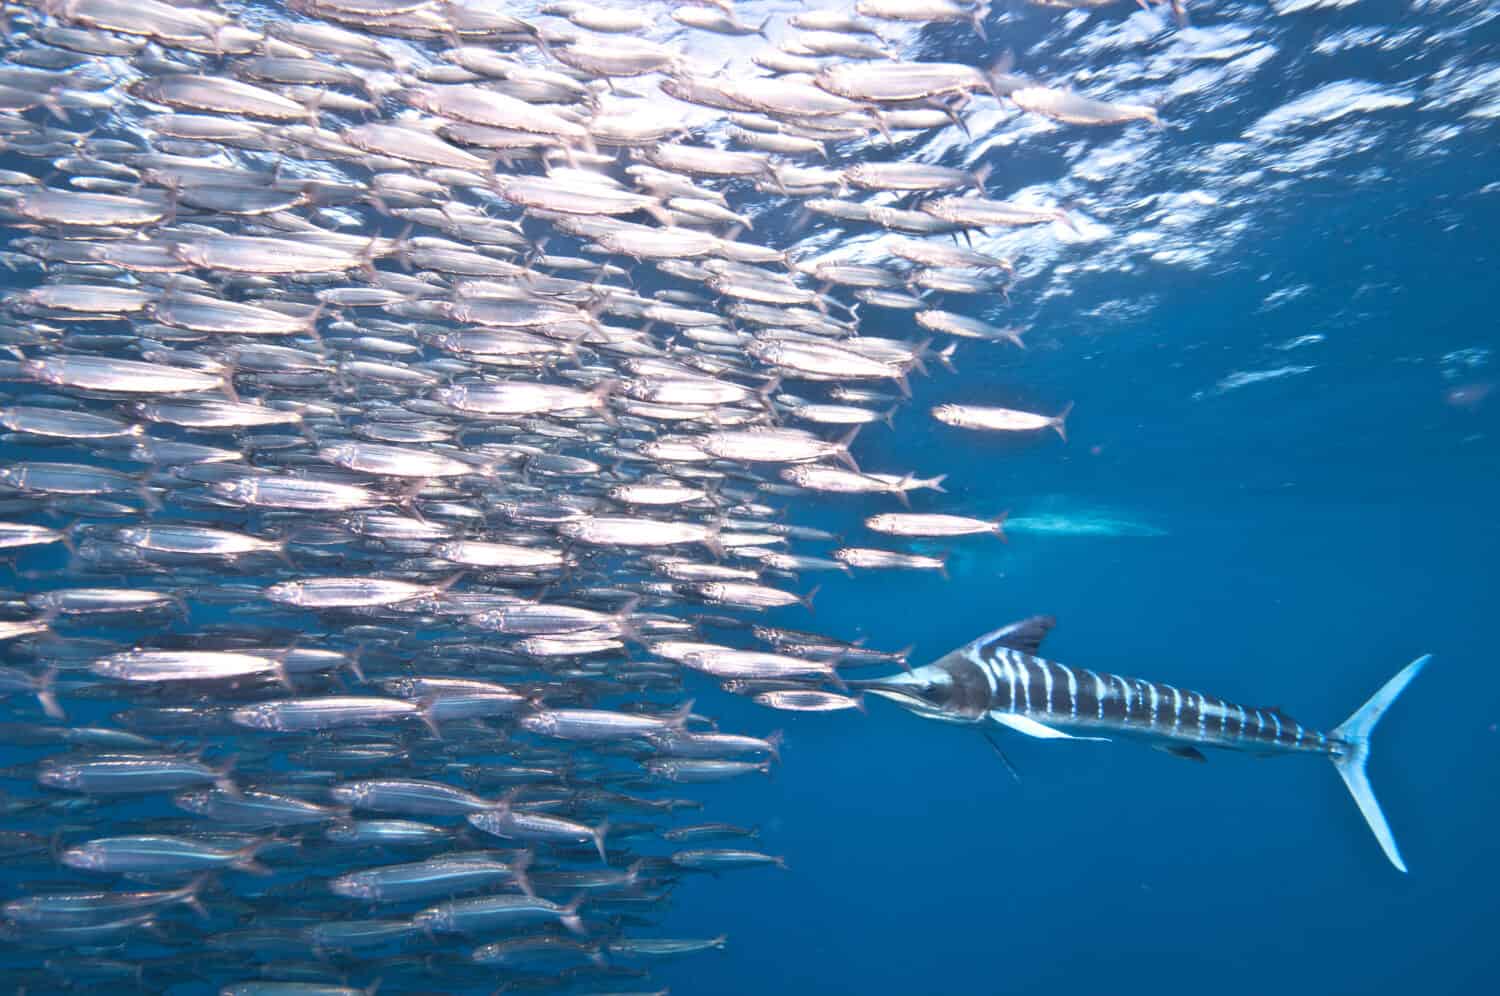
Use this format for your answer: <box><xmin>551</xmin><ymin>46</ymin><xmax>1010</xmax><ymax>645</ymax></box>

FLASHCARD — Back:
<box><xmin>924</xmin><ymin>681</ymin><xmax>953</xmax><ymax>706</ymax></box>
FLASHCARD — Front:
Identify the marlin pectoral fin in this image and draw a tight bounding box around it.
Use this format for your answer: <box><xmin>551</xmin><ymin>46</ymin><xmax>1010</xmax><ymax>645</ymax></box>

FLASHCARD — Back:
<box><xmin>989</xmin><ymin>712</ymin><xmax>1109</xmax><ymax>741</ymax></box>
<box><xmin>1158</xmin><ymin>745</ymin><xmax>1207</xmax><ymax>762</ymax></box>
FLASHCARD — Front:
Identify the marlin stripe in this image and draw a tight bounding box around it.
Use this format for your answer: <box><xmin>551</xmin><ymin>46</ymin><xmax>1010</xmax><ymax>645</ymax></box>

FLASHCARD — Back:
<box><xmin>1182</xmin><ymin>692</ymin><xmax>1201</xmax><ymax>739</ymax></box>
<box><xmin>976</xmin><ymin>649</ymin><xmax>998</xmax><ymax>698</ymax></box>
<box><xmin>1100</xmin><ymin>675</ymin><xmax>1124</xmax><ymax>721</ymax></box>
<box><xmin>1209</xmin><ymin>696</ymin><xmax>1221</xmax><ymax>736</ymax></box>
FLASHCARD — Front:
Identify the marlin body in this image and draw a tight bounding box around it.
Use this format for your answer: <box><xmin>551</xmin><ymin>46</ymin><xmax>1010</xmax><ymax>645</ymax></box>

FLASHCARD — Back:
<box><xmin>856</xmin><ymin>616</ymin><xmax>1429</xmax><ymax>872</ymax></box>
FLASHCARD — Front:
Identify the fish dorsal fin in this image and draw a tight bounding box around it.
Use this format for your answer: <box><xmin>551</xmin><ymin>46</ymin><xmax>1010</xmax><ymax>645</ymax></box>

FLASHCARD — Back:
<box><xmin>972</xmin><ymin>615</ymin><xmax>1055</xmax><ymax>660</ymax></box>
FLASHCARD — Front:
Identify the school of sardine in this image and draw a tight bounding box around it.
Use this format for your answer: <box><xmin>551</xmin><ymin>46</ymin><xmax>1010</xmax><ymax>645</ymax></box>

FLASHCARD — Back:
<box><xmin>0</xmin><ymin>0</ymin><xmax>1154</xmax><ymax>990</ymax></box>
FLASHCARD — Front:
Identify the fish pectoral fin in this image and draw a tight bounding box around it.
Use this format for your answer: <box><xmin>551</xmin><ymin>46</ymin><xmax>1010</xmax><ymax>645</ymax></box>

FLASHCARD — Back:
<box><xmin>989</xmin><ymin>712</ymin><xmax>1109</xmax><ymax>741</ymax></box>
<box><xmin>1157</xmin><ymin>745</ymin><xmax>1207</xmax><ymax>762</ymax></box>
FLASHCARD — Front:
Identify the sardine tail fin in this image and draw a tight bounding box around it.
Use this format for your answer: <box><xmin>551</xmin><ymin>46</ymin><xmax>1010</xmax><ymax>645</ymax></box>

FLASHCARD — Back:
<box><xmin>36</xmin><ymin>668</ymin><xmax>63</xmax><ymax>721</ymax></box>
<box><xmin>1052</xmin><ymin>402</ymin><xmax>1074</xmax><ymax>442</ymax></box>
<box><xmin>591</xmin><ymin>819</ymin><xmax>610</xmax><ymax>864</ymax></box>
<box><xmin>1330</xmin><ymin>654</ymin><xmax>1429</xmax><ymax>873</ymax></box>
<box><xmin>512</xmin><ymin>849</ymin><xmax>536</xmax><ymax>899</ymax></box>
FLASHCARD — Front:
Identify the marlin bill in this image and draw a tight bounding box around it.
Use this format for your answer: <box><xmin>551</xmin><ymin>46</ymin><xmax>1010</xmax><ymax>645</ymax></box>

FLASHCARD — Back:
<box><xmin>854</xmin><ymin>617</ymin><xmax>1428</xmax><ymax>872</ymax></box>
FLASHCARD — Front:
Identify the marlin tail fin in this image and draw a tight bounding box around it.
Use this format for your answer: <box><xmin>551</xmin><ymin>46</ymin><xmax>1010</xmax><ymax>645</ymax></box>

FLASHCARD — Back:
<box><xmin>1330</xmin><ymin>654</ymin><xmax>1429</xmax><ymax>873</ymax></box>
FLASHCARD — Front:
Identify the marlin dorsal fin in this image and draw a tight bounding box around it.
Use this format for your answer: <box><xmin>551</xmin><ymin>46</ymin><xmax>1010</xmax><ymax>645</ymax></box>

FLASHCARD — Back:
<box><xmin>973</xmin><ymin>615</ymin><xmax>1056</xmax><ymax>658</ymax></box>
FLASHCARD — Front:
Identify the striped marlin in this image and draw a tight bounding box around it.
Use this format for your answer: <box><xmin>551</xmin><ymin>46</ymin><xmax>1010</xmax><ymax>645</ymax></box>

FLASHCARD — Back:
<box><xmin>852</xmin><ymin>616</ymin><xmax>1428</xmax><ymax>872</ymax></box>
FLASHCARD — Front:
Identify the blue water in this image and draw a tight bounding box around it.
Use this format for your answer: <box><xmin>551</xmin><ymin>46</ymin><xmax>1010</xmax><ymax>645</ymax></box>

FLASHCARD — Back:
<box><xmin>3</xmin><ymin>0</ymin><xmax>1500</xmax><ymax>993</ymax></box>
<box><xmin>636</xmin><ymin>7</ymin><xmax>1500</xmax><ymax>992</ymax></box>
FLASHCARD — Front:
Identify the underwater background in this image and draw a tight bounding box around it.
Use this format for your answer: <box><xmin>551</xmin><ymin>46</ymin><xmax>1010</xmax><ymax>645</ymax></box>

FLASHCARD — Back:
<box><xmin>687</xmin><ymin>4</ymin><xmax>1500</xmax><ymax>988</ymax></box>
<box><xmin>1</xmin><ymin>0</ymin><xmax>1498</xmax><ymax>993</ymax></box>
